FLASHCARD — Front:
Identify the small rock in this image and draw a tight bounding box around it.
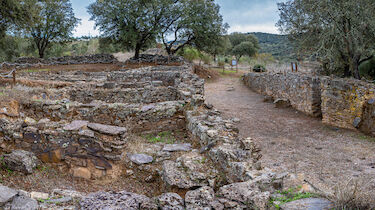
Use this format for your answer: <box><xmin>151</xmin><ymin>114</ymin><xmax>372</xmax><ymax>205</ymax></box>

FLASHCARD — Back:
<box><xmin>11</xmin><ymin>195</ymin><xmax>38</xmax><ymax>210</ymax></box>
<box><xmin>162</xmin><ymin>143</ymin><xmax>192</xmax><ymax>152</ymax></box>
<box><xmin>30</xmin><ymin>192</ymin><xmax>49</xmax><ymax>200</ymax></box>
<box><xmin>0</xmin><ymin>185</ymin><xmax>18</xmax><ymax>205</ymax></box>
<box><xmin>353</xmin><ymin>117</ymin><xmax>361</xmax><ymax>128</ymax></box>
<box><xmin>78</xmin><ymin>129</ymin><xmax>95</xmax><ymax>138</ymax></box>
<box><xmin>87</xmin><ymin>123</ymin><xmax>126</xmax><ymax>135</ymax></box>
<box><xmin>24</xmin><ymin>117</ymin><xmax>37</xmax><ymax>126</ymax></box>
<box><xmin>3</xmin><ymin>150</ymin><xmax>39</xmax><ymax>174</ymax></box>
<box><xmin>226</xmin><ymin>87</ymin><xmax>235</xmax><ymax>91</ymax></box>
<box><xmin>63</xmin><ymin>120</ymin><xmax>88</xmax><ymax>131</ymax></box>
<box><xmin>232</xmin><ymin>118</ymin><xmax>241</xmax><ymax>123</ymax></box>
<box><xmin>73</xmin><ymin>167</ymin><xmax>92</xmax><ymax>179</ymax></box>
<box><xmin>128</xmin><ymin>154</ymin><xmax>153</xmax><ymax>165</ymax></box>
<box><xmin>280</xmin><ymin>198</ymin><xmax>333</xmax><ymax>210</ymax></box>
<box><xmin>204</xmin><ymin>102</ymin><xmax>214</xmax><ymax>109</ymax></box>
<box><xmin>274</xmin><ymin>99</ymin><xmax>291</xmax><ymax>108</ymax></box>
<box><xmin>207</xmin><ymin>130</ymin><xmax>218</xmax><ymax>138</ymax></box>
<box><xmin>156</xmin><ymin>193</ymin><xmax>184</xmax><ymax>210</ymax></box>
<box><xmin>126</xmin><ymin>170</ymin><xmax>134</xmax><ymax>176</ymax></box>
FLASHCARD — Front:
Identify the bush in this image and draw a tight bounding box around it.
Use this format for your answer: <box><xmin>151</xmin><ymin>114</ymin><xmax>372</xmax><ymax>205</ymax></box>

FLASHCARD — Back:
<box><xmin>218</xmin><ymin>61</ymin><xmax>225</xmax><ymax>69</ymax></box>
<box><xmin>253</xmin><ymin>64</ymin><xmax>266</xmax><ymax>72</ymax></box>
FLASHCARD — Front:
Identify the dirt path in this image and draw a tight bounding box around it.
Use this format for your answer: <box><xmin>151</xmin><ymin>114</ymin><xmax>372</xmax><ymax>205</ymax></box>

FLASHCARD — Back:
<box><xmin>205</xmin><ymin>75</ymin><xmax>375</xmax><ymax>195</ymax></box>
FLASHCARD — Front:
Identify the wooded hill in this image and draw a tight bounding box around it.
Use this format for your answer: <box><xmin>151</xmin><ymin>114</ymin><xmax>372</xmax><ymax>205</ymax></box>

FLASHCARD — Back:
<box><xmin>249</xmin><ymin>32</ymin><xmax>295</xmax><ymax>61</ymax></box>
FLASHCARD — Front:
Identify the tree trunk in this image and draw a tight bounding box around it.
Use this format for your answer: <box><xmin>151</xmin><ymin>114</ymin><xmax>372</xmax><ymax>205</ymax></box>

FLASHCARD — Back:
<box><xmin>134</xmin><ymin>43</ymin><xmax>141</xmax><ymax>60</ymax></box>
<box><xmin>38</xmin><ymin>48</ymin><xmax>44</xmax><ymax>58</ymax></box>
<box><xmin>343</xmin><ymin>64</ymin><xmax>351</xmax><ymax>77</ymax></box>
<box><xmin>353</xmin><ymin>62</ymin><xmax>361</xmax><ymax>80</ymax></box>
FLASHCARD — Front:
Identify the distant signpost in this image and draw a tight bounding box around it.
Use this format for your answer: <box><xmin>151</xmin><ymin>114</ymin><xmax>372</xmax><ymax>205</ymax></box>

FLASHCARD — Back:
<box><xmin>291</xmin><ymin>62</ymin><xmax>298</xmax><ymax>72</ymax></box>
<box><xmin>231</xmin><ymin>59</ymin><xmax>238</xmax><ymax>72</ymax></box>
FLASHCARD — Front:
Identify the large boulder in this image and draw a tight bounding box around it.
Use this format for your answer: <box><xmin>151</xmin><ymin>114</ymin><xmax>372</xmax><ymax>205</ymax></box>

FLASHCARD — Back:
<box><xmin>185</xmin><ymin>186</ymin><xmax>223</xmax><ymax>210</ymax></box>
<box><xmin>0</xmin><ymin>185</ymin><xmax>17</xmax><ymax>206</ymax></box>
<box><xmin>11</xmin><ymin>195</ymin><xmax>39</xmax><ymax>210</ymax></box>
<box><xmin>80</xmin><ymin>191</ymin><xmax>157</xmax><ymax>210</ymax></box>
<box><xmin>2</xmin><ymin>150</ymin><xmax>39</xmax><ymax>174</ymax></box>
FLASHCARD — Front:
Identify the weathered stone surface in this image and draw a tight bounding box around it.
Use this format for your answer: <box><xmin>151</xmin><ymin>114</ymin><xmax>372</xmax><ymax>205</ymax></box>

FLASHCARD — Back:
<box><xmin>162</xmin><ymin>143</ymin><xmax>192</xmax><ymax>152</ymax></box>
<box><xmin>80</xmin><ymin>191</ymin><xmax>157</xmax><ymax>210</ymax></box>
<box><xmin>3</xmin><ymin>150</ymin><xmax>38</xmax><ymax>174</ymax></box>
<box><xmin>280</xmin><ymin>198</ymin><xmax>334</xmax><ymax>210</ymax></box>
<box><xmin>185</xmin><ymin>186</ymin><xmax>223</xmax><ymax>210</ymax></box>
<box><xmin>63</xmin><ymin>120</ymin><xmax>88</xmax><ymax>131</ymax></box>
<box><xmin>0</xmin><ymin>185</ymin><xmax>17</xmax><ymax>206</ymax></box>
<box><xmin>128</xmin><ymin>154</ymin><xmax>153</xmax><ymax>165</ymax></box>
<box><xmin>161</xmin><ymin>152</ymin><xmax>213</xmax><ymax>189</ymax></box>
<box><xmin>243</xmin><ymin>72</ymin><xmax>321</xmax><ymax>117</ymax></box>
<box><xmin>73</xmin><ymin>167</ymin><xmax>92</xmax><ymax>179</ymax></box>
<box><xmin>11</xmin><ymin>195</ymin><xmax>39</xmax><ymax>210</ymax></box>
<box><xmin>30</xmin><ymin>191</ymin><xmax>49</xmax><ymax>200</ymax></box>
<box><xmin>87</xmin><ymin>123</ymin><xmax>126</xmax><ymax>135</ymax></box>
<box><xmin>156</xmin><ymin>193</ymin><xmax>184</xmax><ymax>210</ymax></box>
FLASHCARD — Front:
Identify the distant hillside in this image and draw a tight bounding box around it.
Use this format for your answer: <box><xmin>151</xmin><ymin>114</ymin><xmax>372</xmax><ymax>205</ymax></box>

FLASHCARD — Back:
<box><xmin>249</xmin><ymin>32</ymin><xmax>296</xmax><ymax>61</ymax></box>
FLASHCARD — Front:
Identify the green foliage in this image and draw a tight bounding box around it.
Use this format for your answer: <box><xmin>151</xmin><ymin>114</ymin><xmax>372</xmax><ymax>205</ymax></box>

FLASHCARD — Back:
<box><xmin>160</xmin><ymin>0</ymin><xmax>227</xmax><ymax>55</ymax></box>
<box><xmin>232</xmin><ymin>41</ymin><xmax>258</xmax><ymax>61</ymax></box>
<box><xmin>181</xmin><ymin>47</ymin><xmax>200</xmax><ymax>62</ymax></box>
<box><xmin>277</xmin><ymin>0</ymin><xmax>375</xmax><ymax>79</ymax></box>
<box><xmin>228</xmin><ymin>33</ymin><xmax>259</xmax><ymax>61</ymax></box>
<box><xmin>144</xmin><ymin>131</ymin><xmax>175</xmax><ymax>144</ymax></box>
<box><xmin>250</xmin><ymin>32</ymin><xmax>295</xmax><ymax>61</ymax></box>
<box><xmin>88</xmin><ymin>0</ymin><xmax>171</xmax><ymax>59</ymax></box>
<box><xmin>25</xmin><ymin>0</ymin><xmax>80</xmax><ymax>58</ymax></box>
<box><xmin>270</xmin><ymin>186</ymin><xmax>317</xmax><ymax>209</ymax></box>
<box><xmin>200</xmin><ymin>53</ymin><xmax>212</xmax><ymax>65</ymax></box>
<box><xmin>359</xmin><ymin>56</ymin><xmax>375</xmax><ymax>80</ymax></box>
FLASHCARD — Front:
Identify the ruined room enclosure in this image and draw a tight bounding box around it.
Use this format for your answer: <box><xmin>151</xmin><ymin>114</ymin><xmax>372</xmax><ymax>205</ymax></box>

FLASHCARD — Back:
<box><xmin>0</xmin><ymin>63</ymin><xmax>279</xmax><ymax>208</ymax></box>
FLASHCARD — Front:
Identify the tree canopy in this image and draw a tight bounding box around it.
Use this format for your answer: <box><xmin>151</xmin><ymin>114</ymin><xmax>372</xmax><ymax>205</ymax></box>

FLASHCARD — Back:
<box><xmin>228</xmin><ymin>32</ymin><xmax>259</xmax><ymax>60</ymax></box>
<box><xmin>277</xmin><ymin>0</ymin><xmax>375</xmax><ymax>79</ymax></box>
<box><xmin>88</xmin><ymin>0</ymin><xmax>227</xmax><ymax>59</ymax></box>
<box><xmin>25</xmin><ymin>0</ymin><xmax>79</xmax><ymax>58</ymax></box>
<box><xmin>160</xmin><ymin>0</ymin><xmax>227</xmax><ymax>55</ymax></box>
<box><xmin>88</xmin><ymin>0</ymin><xmax>174</xmax><ymax>59</ymax></box>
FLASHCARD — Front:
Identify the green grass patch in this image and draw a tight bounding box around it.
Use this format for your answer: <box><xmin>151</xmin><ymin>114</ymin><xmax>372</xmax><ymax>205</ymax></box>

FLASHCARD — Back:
<box><xmin>355</xmin><ymin>134</ymin><xmax>375</xmax><ymax>142</ymax></box>
<box><xmin>144</xmin><ymin>131</ymin><xmax>176</xmax><ymax>144</ymax></box>
<box><xmin>270</xmin><ymin>186</ymin><xmax>318</xmax><ymax>209</ymax></box>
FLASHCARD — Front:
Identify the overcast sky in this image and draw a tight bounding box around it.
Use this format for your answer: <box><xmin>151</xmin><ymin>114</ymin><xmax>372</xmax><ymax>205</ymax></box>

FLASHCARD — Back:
<box><xmin>71</xmin><ymin>0</ymin><xmax>282</xmax><ymax>37</ymax></box>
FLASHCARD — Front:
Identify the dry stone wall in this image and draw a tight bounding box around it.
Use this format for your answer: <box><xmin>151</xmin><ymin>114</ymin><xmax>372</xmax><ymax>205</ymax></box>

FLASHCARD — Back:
<box><xmin>321</xmin><ymin>77</ymin><xmax>375</xmax><ymax>134</ymax></box>
<box><xmin>244</xmin><ymin>71</ymin><xmax>375</xmax><ymax>136</ymax></box>
<box><xmin>0</xmin><ymin>54</ymin><xmax>117</xmax><ymax>69</ymax></box>
<box><xmin>243</xmin><ymin>72</ymin><xmax>322</xmax><ymax>117</ymax></box>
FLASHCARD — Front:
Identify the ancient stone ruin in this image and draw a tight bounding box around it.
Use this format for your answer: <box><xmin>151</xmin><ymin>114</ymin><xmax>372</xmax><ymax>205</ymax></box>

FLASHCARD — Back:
<box><xmin>0</xmin><ymin>56</ymin><xmax>286</xmax><ymax>209</ymax></box>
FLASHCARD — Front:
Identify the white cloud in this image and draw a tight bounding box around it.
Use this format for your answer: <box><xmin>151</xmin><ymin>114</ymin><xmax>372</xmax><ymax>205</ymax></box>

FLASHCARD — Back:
<box><xmin>73</xmin><ymin>17</ymin><xmax>100</xmax><ymax>37</ymax></box>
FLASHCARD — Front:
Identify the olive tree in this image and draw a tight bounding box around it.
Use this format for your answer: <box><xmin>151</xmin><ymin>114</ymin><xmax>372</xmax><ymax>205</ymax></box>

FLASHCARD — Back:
<box><xmin>88</xmin><ymin>0</ymin><xmax>173</xmax><ymax>59</ymax></box>
<box><xmin>277</xmin><ymin>0</ymin><xmax>375</xmax><ymax>79</ymax></box>
<box><xmin>228</xmin><ymin>33</ymin><xmax>259</xmax><ymax>61</ymax></box>
<box><xmin>26</xmin><ymin>0</ymin><xmax>79</xmax><ymax>58</ymax></box>
<box><xmin>160</xmin><ymin>0</ymin><xmax>227</xmax><ymax>55</ymax></box>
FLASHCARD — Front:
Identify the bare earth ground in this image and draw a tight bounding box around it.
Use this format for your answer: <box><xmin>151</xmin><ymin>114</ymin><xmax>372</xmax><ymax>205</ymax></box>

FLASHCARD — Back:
<box><xmin>205</xmin><ymin>74</ymin><xmax>375</xmax><ymax>196</ymax></box>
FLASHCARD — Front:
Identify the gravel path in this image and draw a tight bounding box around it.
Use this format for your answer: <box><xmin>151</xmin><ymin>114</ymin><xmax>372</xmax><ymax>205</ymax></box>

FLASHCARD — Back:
<box><xmin>205</xmin><ymin>76</ymin><xmax>375</xmax><ymax>195</ymax></box>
